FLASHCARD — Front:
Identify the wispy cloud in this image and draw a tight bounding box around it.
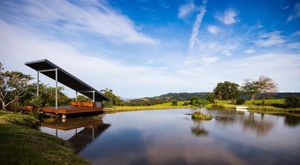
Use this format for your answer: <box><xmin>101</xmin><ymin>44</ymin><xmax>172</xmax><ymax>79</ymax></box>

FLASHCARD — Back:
<box><xmin>195</xmin><ymin>41</ymin><xmax>238</xmax><ymax>56</ymax></box>
<box><xmin>287</xmin><ymin>3</ymin><xmax>300</xmax><ymax>22</ymax></box>
<box><xmin>207</xmin><ymin>25</ymin><xmax>220</xmax><ymax>34</ymax></box>
<box><xmin>255</xmin><ymin>31</ymin><xmax>286</xmax><ymax>47</ymax></box>
<box><xmin>1</xmin><ymin>18</ymin><xmax>300</xmax><ymax>97</ymax></box>
<box><xmin>178</xmin><ymin>2</ymin><xmax>195</xmax><ymax>19</ymax></box>
<box><xmin>189</xmin><ymin>1</ymin><xmax>207</xmax><ymax>49</ymax></box>
<box><xmin>287</xmin><ymin>42</ymin><xmax>300</xmax><ymax>49</ymax></box>
<box><xmin>215</xmin><ymin>9</ymin><xmax>238</xmax><ymax>25</ymax></box>
<box><xmin>244</xmin><ymin>48</ymin><xmax>255</xmax><ymax>54</ymax></box>
<box><xmin>0</xmin><ymin>0</ymin><xmax>156</xmax><ymax>44</ymax></box>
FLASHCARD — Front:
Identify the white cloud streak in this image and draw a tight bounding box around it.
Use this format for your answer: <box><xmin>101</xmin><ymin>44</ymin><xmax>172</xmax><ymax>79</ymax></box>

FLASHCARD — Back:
<box><xmin>1</xmin><ymin>19</ymin><xmax>299</xmax><ymax>96</ymax></box>
<box><xmin>0</xmin><ymin>0</ymin><xmax>156</xmax><ymax>44</ymax></box>
<box><xmin>207</xmin><ymin>25</ymin><xmax>220</xmax><ymax>34</ymax></box>
<box><xmin>189</xmin><ymin>3</ymin><xmax>207</xmax><ymax>49</ymax></box>
<box><xmin>178</xmin><ymin>2</ymin><xmax>195</xmax><ymax>19</ymax></box>
<box><xmin>255</xmin><ymin>31</ymin><xmax>286</xmax><ymax>47</ymax></box>
<box><xmin>287</xmin><ymin>3</ymin><xmax>300</xmax><ymax>22</ymax></box>
<box><xmin>215</xmin><ymin>9</ymin><xmax>238</xmax><ymax>25</ymax></box>
<box><xmin>244</xmin><ymin>48</ymin><xmax>255</xmax><ymax>54</ymax></box>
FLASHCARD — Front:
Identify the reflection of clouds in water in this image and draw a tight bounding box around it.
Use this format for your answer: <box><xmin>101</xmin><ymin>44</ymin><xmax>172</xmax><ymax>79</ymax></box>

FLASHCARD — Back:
<box><xmin>73</xmin><ymin>109</ymin><xmax>300</xmax><ymax>164</ymax></box>
<box><xmin>143</xmin><ymin>133</ymin><xmax>249</xmax><ymax>165</ymax></box>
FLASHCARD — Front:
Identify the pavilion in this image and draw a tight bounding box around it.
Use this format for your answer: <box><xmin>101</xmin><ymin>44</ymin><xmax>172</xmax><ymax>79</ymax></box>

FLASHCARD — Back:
<box><xmin>25</xmin><ymin>59</ymin><xmax>109</xmax><ymax>117</ymax></box>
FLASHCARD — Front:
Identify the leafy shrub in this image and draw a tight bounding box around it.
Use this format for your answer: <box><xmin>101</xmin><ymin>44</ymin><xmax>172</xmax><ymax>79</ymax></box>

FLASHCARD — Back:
<box><xmin>191</xmin><ymin>112</ymin><xmax>212</xmax><ymax>120</ymax></box>
<box><xmin>285</xmin><ymin>96</ymin><xmax>300</xmax><ymax>108</ymax></box>
<box><xmin>182</xmin><ymin>102</ymin><xmax>190</xmax><ymax>106</ymax></box>
<box><xmin>171</xmin><ymin>101</ymin><xmax>178</xmax><ymax>106</ymax></box>
<box><xmin>236</xmin><ymin>98</ymin><xmax>246</xmax><ymax>105</ymax></box>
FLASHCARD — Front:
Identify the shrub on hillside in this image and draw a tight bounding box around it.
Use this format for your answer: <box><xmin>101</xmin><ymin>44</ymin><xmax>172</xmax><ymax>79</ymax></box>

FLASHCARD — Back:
<box><xmin>236</xmin><ymin>98</ymin><xmax>246</xmax><ymax>105</ymax></box>
<box><xmin>171</xmin><ymin>101</ymin><xmax>178</xmax><ymax>106</ymax></box>
<box><xmin>285</xmin><ymin>96</ymin><xmax>300</xmax><ymax>108</ymax></box>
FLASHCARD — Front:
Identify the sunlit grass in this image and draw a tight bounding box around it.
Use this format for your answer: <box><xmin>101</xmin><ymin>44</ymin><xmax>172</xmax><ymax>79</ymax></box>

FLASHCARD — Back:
<box><xmin>0</xmin><ymin>111</ymin><xmax>89</xmax><ymax>165</ymax></box>
<box><xmin>104</xmin><ymin>101</ymin><xmax>189</xmax><ymax>112</ymax></box>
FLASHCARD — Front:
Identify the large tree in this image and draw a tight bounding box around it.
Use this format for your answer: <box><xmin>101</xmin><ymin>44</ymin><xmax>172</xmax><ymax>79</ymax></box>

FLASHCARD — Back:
<box><xmin>100</xmin><ymin>88</ymin><xmax>124</xmax><ymax>107</ymax></box>
<box><xmin>20</xmin><ymin>83</ymin><xmax>71</xmax><ymax>107</ymax></box>
<box><xmin>241</xmin><ymin>76</ymin><xmax>277</xmax><ymax>101</ymax></box>
<box><xmin>0</xmin><ymin>63</ymin><xmax>32</xmax><ymax>110</ymax></box>
<box><xmin>213</xmin><ymin>81</ymin><xmax>240</xmax><ymax>100</ymax></box>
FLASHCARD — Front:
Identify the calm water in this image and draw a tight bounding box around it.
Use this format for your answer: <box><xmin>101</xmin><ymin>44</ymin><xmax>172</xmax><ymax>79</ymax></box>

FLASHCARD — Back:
<box><xmin>40</xmin><ymin>109</ymin><xmax>300</xmax><ymax>165</ymax></box>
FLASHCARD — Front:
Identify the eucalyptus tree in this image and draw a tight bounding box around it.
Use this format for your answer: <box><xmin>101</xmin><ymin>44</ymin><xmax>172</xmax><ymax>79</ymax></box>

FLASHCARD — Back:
<box><xmin>0</xmin><ymin>62</ymin><xmax>32</xmax><ymax>110</ymax></box>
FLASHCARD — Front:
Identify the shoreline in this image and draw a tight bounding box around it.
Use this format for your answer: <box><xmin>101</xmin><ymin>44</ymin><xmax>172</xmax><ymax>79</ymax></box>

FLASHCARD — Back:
<box><xmin>0</xmin><ymin>111</ymin><xmax>90</xmax><ymax>165</ymax></box>
<box><xmin>104</xmin><ymin>104</ymin><xmax>300</xmax><ymax>117</ymax></box>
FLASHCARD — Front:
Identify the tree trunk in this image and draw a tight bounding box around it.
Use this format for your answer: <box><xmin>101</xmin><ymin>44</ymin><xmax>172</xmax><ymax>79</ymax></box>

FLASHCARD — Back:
<box><xmin>251</xmin><ymin>94</ymin><xmax>256</xmax><ymax>101</ymax></box>
<box><xmin>2</xmin><ymin>101</ymin><xmax>5</xmax><ymax>111</ymax></box>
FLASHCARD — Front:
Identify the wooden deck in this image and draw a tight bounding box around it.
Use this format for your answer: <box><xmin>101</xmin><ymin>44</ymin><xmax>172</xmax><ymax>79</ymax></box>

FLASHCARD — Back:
<box><xmin>41</xmin><ymin>117</ymin><xmax>104</xmax><ymax>130</ymax></box>
<box><xmin>41</xmin><ymin>106</ymin><xmax>104</xmax><ymax>115</ymax></box>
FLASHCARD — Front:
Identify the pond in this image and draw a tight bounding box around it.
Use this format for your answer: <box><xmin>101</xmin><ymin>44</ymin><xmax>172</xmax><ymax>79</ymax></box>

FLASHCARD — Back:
<box><xmin>40</xmin><ymin>109</ymin><xmax>300</xmax><ymax>165</ymax></box>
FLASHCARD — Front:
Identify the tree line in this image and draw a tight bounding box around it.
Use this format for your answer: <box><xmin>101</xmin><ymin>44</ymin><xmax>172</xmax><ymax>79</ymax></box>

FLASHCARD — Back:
<box><xmin>0</xmin><ymin>62</ymin><xmax>123</xmax><ymax>110</ymax></box>
<box><xmin>1</xmin><ymin>61</ymin><xmax>300</xmax><ymax>110</ymax></box>
<box><xmin>212</xmin><ymin>76</ymin><xmax>278</xmax><ymax>102</ymax></box>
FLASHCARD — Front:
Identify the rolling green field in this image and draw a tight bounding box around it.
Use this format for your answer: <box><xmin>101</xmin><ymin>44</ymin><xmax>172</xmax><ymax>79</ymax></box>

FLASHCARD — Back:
<box><xmin>104</xmin><ymin>101</ymin><xmax>189</xmax><ymax>112</ymax></box>
<box><xmin>105</xmin><ymin>99</ymin><xmax>300</xmax><ymax>115</ymax></box>
<box><xmin>0</xmin><ymin>111</ymin><xmax>89</xmax><ymax>165</ymax></box>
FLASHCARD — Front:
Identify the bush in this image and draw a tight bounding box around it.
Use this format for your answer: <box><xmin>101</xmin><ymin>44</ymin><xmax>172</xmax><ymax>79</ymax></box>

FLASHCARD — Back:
<box><xmin>285</xmin><ymin>96</ymin><xmax>300</xmax><ymax>108</ymax></box>
<box><xmin>182</xmin><ymin>102</ymin><xmax>190</xmax><ymax>106</ymax></box>
<box><xmin>192</xmin><ymin>112</ymin><xmax>212</xmax><ymax>120</ymax></box>
<box><xmin>171</xmin><ymin>101</ymin><xmax>178</xmax><ymax>106</ymax></box>
<box><xmin>236</xmin><ymin>98</ymin><xmax>246</xmax><ymax>105</ymax></box>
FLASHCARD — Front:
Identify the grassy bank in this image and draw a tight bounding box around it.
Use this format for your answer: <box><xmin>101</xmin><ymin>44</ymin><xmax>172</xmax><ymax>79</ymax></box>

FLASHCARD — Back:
<box><xmin>0</xmin><ymin>111</ymin><xmax>89</xmax><ymax>165</ymax></box>
<box><xmin>204</xmin><ymin>100</ymin><xmax>300</xmax><ymax>117</ymax></box>
<box><xmin>104</xmin><ymin>101</ymin><xmax>189</xmax><ymax>113</ymax></box>
<box><xmin>104</xmin><ymin>99</ymin><xmax>300</xmax><ymax>115</ymax></box>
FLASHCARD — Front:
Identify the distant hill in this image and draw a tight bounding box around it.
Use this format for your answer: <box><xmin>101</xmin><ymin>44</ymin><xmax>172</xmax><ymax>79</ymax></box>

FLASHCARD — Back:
<box><xmin>130</xmin><ymin>92</ymin><xmax>300</xmax><ymax>101</ymax></box>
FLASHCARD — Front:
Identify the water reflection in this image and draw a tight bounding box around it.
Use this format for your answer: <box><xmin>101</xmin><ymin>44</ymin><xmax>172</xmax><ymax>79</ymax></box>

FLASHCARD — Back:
<box><xmin>40</xmin><ymin>116</ymin><xmax>110</xmax><ymax>153</ymax></box>
<box><xmin>191</xmin><ymin>119</ymin><xmax>209</xmax><ymax>137</ymax></box>
<box><xmin>40</xmin><ymin>109</ymin><xmax>300</xmax><ymax>165</ymax></box>
<box><xmin>284</xmin><ymin>115</ymin><xmax>300</xmax><ymax>127</ymax></box>
<box><xmin>242</xmin><ymin>112</ymin><xmax>274</xmax><ymax>136</ymax></box>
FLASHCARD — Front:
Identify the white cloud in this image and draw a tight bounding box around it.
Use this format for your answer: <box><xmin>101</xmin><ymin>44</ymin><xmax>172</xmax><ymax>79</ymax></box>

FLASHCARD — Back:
<box><xmin>1</xmin><ymin>0</ymin><xmax>156</xmax><ymax>44</ymax></box>
<box><xmin>207</xmin><ymin>25</ymin><xmax>220</xmax><ymax>34</ymax></box>
<box><xmin>189</xmin><ymin>5</ymin><xmax>207</xmax><ymax>49</ymax></box>
<box><xmin>255</xmin><ymin>31</ymin><xmax>286</xmax><ymax>47</ymax></box>
<box><xmin>195</xmin><ymin>41</ymin><xmax>238</xmax><ymax>56</ymax></box>
<box><xmin>1</xmin><ymin>18</ymin><xmax>300</xmax><ymax>97</ymax></box>
<box><xmin>287</xmin><ymin>42</ymin><xmax>300</xmax><ymax>49</ymax></box>
<box><xmin>244</xmin><ymin>48</ymin><xmax>255</xmax><ymax>54</ymax></box>
<box><xmin>215</xmin><ymin>9</ymin><xmax>238</xmax><ymax>25</ymax></box>
<box><xmin>287</xmin><ymin>3</ymin><xmax>300</xmax><ymax>22</ymax></box>
<box><xmin>201</xmin><ymin>56</ymin><xmax>219</xmax><ymax>63</ymax></box>
<box><xmin>178</xmin><ymin>2</ymin><xmax>195</xmax><ymax>19</ymax></box>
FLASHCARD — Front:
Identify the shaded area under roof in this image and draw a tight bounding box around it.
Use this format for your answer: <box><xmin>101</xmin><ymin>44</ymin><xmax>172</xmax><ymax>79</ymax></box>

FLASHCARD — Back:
<box><xmin>25</xmin><ymin>59</ymin><xmax>109</xmax><ymax>101</ymax></box>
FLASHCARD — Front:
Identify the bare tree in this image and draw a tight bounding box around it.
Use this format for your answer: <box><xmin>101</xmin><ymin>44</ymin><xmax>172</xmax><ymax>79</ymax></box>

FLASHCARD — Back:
<box><xmin>242</xmin><ymin>76</ymin><xmax>277</xmax><ymax>101</ymax></box>
<box><xmin>0</xmin><ymin>62</ymin><xmax>32</xmax><ymax>110</ymax></box>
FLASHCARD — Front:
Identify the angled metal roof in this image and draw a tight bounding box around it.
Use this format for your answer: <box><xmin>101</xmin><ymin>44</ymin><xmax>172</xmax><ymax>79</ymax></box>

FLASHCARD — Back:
<box><xmin>25</xmin><ymin>59</ymin><xmax>109</xmax><ymax>101</ymax></box>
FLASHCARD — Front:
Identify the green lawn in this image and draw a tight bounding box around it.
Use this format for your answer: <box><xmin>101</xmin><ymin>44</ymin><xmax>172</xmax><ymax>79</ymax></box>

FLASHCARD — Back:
<box><xmin>105</xmin><ymin>99</ymin><xmax>300</xmax><ymax>114</ymax></box>
<box><xmin>204</xmin><ymin>99</ymin><xmax>300</xmax><ymax>116</ymax></box>
<box><xmin>0</xmin><ymin>111</ymin><xmax>89</xmax><ymax>165</ymax></box>
<box><xmin>104</xmin><ymin>101</ymin><xmax>189</xmax><ymax>112</ymax></box>
<box><xmin>245</xmin><ymin>99</ymin><xmax>285</xmax><ymax>105</ymax></box>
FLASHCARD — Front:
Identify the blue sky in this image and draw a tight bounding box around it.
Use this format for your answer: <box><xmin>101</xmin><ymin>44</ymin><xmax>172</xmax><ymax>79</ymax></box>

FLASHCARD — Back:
<box><xmin>0</xmin><ymin>0</ymin><xmax>300</xmax><ymax>98</ymax></box>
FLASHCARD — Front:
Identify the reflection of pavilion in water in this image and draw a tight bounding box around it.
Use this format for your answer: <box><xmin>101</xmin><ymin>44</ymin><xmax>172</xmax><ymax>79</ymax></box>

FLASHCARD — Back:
<box><xmin>41</xmin><ymin>117</ymin><xmax>110</xmax><ymax>153</ymax></box>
